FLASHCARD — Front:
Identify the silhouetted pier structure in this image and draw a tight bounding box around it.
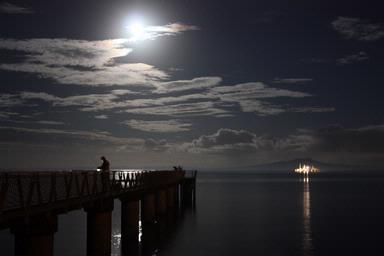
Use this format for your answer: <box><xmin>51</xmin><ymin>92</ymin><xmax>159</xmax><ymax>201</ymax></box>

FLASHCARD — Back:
<box><xmin>0</xmin><ymin>170</ymin><xmax>197</xmax><ymax>256</ymax></box>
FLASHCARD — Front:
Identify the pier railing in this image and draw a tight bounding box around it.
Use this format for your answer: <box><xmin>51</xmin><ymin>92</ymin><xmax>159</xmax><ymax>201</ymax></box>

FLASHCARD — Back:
<box><xmin>0</xmin><ymin>170</ymin><xmax>185</xmax><ymax>222</ymax></box>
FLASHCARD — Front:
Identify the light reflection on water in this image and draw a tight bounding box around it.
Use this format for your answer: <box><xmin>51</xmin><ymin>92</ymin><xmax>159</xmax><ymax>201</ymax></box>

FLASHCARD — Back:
<box><xmin>112</xmin><ymin>230</ymin><xmax>121</xmax><ymax>256</ymax></box>
<box><xmin>302</xmin><ymin>178</ymin><xmax>314</xmax><ymax>256</ymax></box>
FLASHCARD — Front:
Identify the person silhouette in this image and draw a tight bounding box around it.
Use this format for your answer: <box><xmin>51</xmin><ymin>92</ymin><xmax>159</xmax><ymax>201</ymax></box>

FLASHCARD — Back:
<box><xmin>98</xmin><ymin>156</ymin><xmax>110</xmax><ymax>172</ymax></box>
<box><xmin>98</xmin><ymin>156</ymin><xmax>110</xmax><ymax>191</ymax></box>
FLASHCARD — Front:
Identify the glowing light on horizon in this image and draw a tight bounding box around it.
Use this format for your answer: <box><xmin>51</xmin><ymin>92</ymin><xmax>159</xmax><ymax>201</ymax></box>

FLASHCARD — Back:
<box><xmin>294</xmin><ymin>164</ymin><xmax>320</xmax><ymax>174</ymax></box>
<box><xmin>294</xmin><ymin>164</ymin><xmax>319</xmax><ymax>182</ymax></box>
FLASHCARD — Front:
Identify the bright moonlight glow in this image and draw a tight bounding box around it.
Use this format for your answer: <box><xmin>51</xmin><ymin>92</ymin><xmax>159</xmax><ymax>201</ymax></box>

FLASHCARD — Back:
<box><xmin>127</xmin><ymin>21</ymin><xmax>147</xmax><ymax>41</ymax></box>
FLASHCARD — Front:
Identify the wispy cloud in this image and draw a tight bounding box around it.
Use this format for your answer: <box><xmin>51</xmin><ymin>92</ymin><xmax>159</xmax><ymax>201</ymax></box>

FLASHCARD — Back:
<box><xmin>0</xmin><ymin>111</ymin><xmax>18</xmax><ymax>119</ymax></box>
<box><xmin>14</xmin><ymin>79</ymin><xmax>331</xmax><ymax>117</ymax></box>
<box><xmin>337</xmin><ymin>51</ymin><xmax>369</xmax><ymax>65</ymax></box>
<box><xmin>273</xmin><ymin>78</ymin><xmax>313</xmax><ymax>84</ymax></box>
<box><xmin>0</xmin><ymin>94</ymin><xmax>24</xmax><ymax>107</ymax></box>
<box><xmin>184</xmin><ymin>128</ymin><xmax>313</xmax><ymax>154</ymax></box>
<box><xmin>121</xmin><ymin>119</ymin><xmax>192</xmax><ymax>133</ymax></box>
<box><xmin>124</xmin><ymin>101</ymin><xmax>230</xmax><ymax>117</ymax></box>
<box><xmin>290</xmin><ymin>107</ymin><xmax>335</xmax><ymax>113</ymax></box>
<box><xmin>0</xmin><ymin>38</ymin><xmax>168</xmax><ymax>86</ymax></box>
<box><xmin>0</xmin><ymin>2</ymin><xmax>33</xmax><ymax>14</ymax></box>
<box><xmin>211</xmin><ymin>82</ymin><xmax>311</xmax><ymax>99</ymax></box>
<box><xmin>209</xmin><ymin>82</ymin><xmax>315</xmax><ymax>115</ymax></box>
<box><xmin>332</xmin><ymin>17</ymin><xmax>384</xmax><ymax>41</ymax></box>
<box><xmin>0</xmin><ymin>125</ymin><xmax>152</xmax><ymax>150</ymax></box>
<box><xmin>94</xmin><ymin>115</ymin><xmax>109</xmax><ymax>120</ymax></box>
<box><xmin>154</xmin><ymin>77</ymin><xmax>222</xmax><ymax>93</ymax></box>
<box><xmin>36</xmin><ymin>121</ymin><xmax>65</xmax><ymax>125</ymax></box>
<box><xmin>127</xmin><ymin>23</ymin><xmax>199</xmax><ymax>42</ymax></box>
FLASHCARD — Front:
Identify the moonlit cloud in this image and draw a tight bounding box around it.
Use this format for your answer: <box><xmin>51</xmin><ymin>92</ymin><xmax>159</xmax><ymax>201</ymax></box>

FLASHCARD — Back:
<box><xmin>273</xmin><ymin>78</ymin><xmax>313</xmax><ymax>84</ymax></box>
<box><xmin>94</xmin><ymin>115</ymin><xmax>109</xmax><ymax>119</ymax></box>
<box><xmin>154</xmin><ymin>77</ymin><xmax>222</xmax><ymax>93</ymax></box>
<box><xmin>290</xmin><ymin>107</ymin><xmax>335</xmax><ymax>113</ymax></box>
<box><xmin>209</xmin><ymin>82</ymin><xmax>313</xmax><ymax>115</ymax></box>
<box><xmin>122</xmin><ymin>119</ymin><xmax>192</xmax><ymax>133</ymax></box>
<box><xmin>336</xmin><ymin>51</ymin><xmax>369</xmax><ymax>65</ymax></box>
<box><xmin>124</xmin><ymin>102</ymin><xmax>230</xmax><ymax>117</ymax></box>
<box><xmin>0</xmin><ymin>94</ymin><xmax>24</xmax><ymax>107</ymax></box>
<box><xmin>13</xmin><ymin>79</ymin><xmax>329</xmax><ymax>117</ymax></box>
<box><xmin>0</xmin><ymin>38</ymin><xmax>167</xmax><ymax>86</ymax></box>
<box><xmin>185</xmin><ymin>128</ymin><xmax>313</xmax><ymax>154</ymax></box>
<box><xmin>302</xmin><ymin>124</ymin><xmax>384</xmax><ymax>154</ymax></box>
<box><xmin>0</xmin><ymin>126</ymin><xmax>145</xmax><ymax>146</ymax></box>
<box><xmin>128</xmin><ymin>22</ymin><xmax>199</xmax><ymax>42</ymax></box>
<box><xmin>147</xmin><ymin>23</ymin><xmax>199</xmax><ymax>34</ymax></box>
<box><xmin>0</xmin><ymin>38</ymin><xmax>131</xmax><ymax>67</ymax></box>
<box><xmin>0</xmin><ymin>111</ymin><xmax>18</xmax><ymax>119</ymax></box>
<box><xmin>144</xmin><ymin>139</ymin><xmax>170</xmax><ymax>152</ymax></box>
<box><xmin>0</xmin><ymin>2</ymin><xmax>33</xmax><ymax>14</ymax></box>
<box><xmin>332</xmin><ymin>17</ymin><xmax>384</xmax><ymax>41</ymax></box>
<box><xmin>211</xmin><ymin>82</ymin><xmax>311</xmax><ymax>99</ymax></box>
<box><xmin>36</xmin><ymin>121</ymin><xmax>65</xmax><ymax>125</ymax></box>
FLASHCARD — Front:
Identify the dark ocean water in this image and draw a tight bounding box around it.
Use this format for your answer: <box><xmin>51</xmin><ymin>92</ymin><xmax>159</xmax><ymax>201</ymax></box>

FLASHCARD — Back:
<box><xmin>1</xmin><ymin>171</ymin><xmax>384</xmax><ymax>256</ymax></box>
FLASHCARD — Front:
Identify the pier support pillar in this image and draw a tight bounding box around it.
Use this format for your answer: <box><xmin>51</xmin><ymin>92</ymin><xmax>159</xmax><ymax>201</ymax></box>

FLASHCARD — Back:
<box><xmin>174</xmin><ymin>185</ymin><xmax>180</xmax><ymax>208</ymax></box>
<box><xmin>11</xmin><ymin>214</ymin><xmax>58</xmax><ymax>256</ymax></box>
<box><xmin>141</xmin><ymin>193</ymin><xmax>157</xmax><ymax>248</ymax></box>
<box><xmin>156</xmin><ymin>190</ymin><xmax>167</xmax><ymax>216</ymax></box>
<box><xmin>85</xmin><ymin>199</ymin><xmax>114</xmax><ymax>256</ymax></box>
<box><xmin>181</xmin><ymin>180</ymin><xmax>195</xmax><ymax>207</ymax></box>
<box><xmin>141</xmin><ymin>193</ymin><xmax>156</xmax><ymax>224</ymax></box>
<box><xmin>166</xmin><ymin>187</ymin><xmax>175</xmax><ymax>208</ymax></box>
<box><xmin>120</xmin><ymin>200</ymin><xmax>140</xmax><ymax>255</ymax></box>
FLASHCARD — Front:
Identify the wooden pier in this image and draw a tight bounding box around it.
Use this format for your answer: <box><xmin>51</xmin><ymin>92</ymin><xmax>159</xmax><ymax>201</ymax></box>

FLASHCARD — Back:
<box><xmin>0</xmin><ymin>170</ymin><xmax>197</xmax><ymax>256</ymax></box>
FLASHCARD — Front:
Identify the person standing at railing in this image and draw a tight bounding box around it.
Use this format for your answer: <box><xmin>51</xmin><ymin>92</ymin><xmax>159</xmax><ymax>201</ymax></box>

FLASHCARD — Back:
<box><xmin>98</xmin><ymin>156</ymin><xmax>110</xmax><ymax>171</ymax></box>
<box><xmin>98</xmin><ymin>156</ymin><xmax>110</xmax><ymax>191</ymax></box>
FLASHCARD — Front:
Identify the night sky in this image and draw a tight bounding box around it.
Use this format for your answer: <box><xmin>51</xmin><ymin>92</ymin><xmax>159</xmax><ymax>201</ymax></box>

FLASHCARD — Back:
<box><xmin>0</xmin><ymin>0</ymin><xmax>383</xmax><ymax>170</ymax></box>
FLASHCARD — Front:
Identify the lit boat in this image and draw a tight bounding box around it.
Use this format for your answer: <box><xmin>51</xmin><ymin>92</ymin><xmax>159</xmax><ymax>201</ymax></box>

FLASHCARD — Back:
<box><xmin>294</xmin><ymin>164</ymin><xmax>320</xmax><ymax>174</ymax></box>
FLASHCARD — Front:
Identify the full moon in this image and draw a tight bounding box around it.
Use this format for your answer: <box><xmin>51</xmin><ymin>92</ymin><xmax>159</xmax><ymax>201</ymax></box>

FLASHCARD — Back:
<box><xmin>127</xmin><ymin>21</ymin><xmax>146</xmax><ymax>41</ymax></box>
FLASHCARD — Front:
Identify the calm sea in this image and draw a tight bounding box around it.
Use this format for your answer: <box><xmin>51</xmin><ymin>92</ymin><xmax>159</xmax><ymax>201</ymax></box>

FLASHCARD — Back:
<box><xmin>1</xmin><ymin>171</ymin><xmax>384</xmax><ymax>256</ymax></box>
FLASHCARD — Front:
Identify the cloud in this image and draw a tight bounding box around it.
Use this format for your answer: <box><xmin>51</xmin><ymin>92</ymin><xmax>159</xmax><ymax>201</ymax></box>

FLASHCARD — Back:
<box><xmin>336</xmin><ymin>51</ymin><xmax>369</xmax><ymax>65</ymax></box>
<box><xmin>0</xmin><ymin>2</ymin><xmax>33</xmax><ymax>14</ymax></box>
<box><xmin>14</xmin><ymin>79</ymin><xmax>328</xmax><ymax>117</ymax></box>
<box><xmin>193</xmin><ymin>128</ymin><xmax>256</xmax><ymax>148</ymax></box>
<box><xmin>273</xmin><ymin>78</ymin><xmax>313</xmax><ymax>84</ymax></box>
<box><xmin>290</xmin><ymin>107</ymin><xmax>335</xmax><ymax>113</ymax></box>
<box><xmin>121</xmin><ymin>119</ymin><xmax>192</xmax><ymax>133</ymax></box>
<box><xmin>0</xmin><ymin>126</ymin><xmax>145</xmax><ymax>147</ymax></box>
<box><xmin>0</xmin><ymin>111</ymin><xmax>18</xmax><ymax>119</ymax></box>
<box><xmin>210</xmin><ymin>82</ymin><xmax>312</xmax><ymax>115</ymax></box>
<box><xmin>143</xmin><ymin>139</ymin><xmax>170</xmax><ymax>152</ymax></box>
<box><xmin>0</xmin><ymin>94</ymin><xmax>24</xmax><ymax>107</ymax></box>
<box><xmin>332</xmin><ymin>17</ymin><xmax>384</xmax><ymax>41</ymax></box>
<box><xmin>307</xmin><ymin>124</ymin><xmax>384</xmax><ymax>153</ymax></box>
<box><xmin>185</xmin><ymin>128</ymin><xmax>313</xmax><ymax>154</ymax></box>
<box><xmin>128</xmin><ymin>23</ymin><xmax>199</xmax><ymax>42</ymax></box>
<box><xmin>124</xmin><ymin>101</ymin><xmax>230</xmax><ymax>117</ymax></box>
<box><xmin>211</xmin><ymin>82</ymin><xmax>311</xmax><ymax>99</ymax></box>
<box><xmin>94</xmin><ymin>115</ymin><xmax>109</xmax><ymax>119</ymax></box>
<box><xmin>0</xmin><ymin>38</ymin><xmax>168</xmax><ymax>86</ymax></box>
<box><xmin>146</xmin><ymin>23</ymin><xmax>199</xmax><ymax>34</ymax></box>
<box><xmin>154</xmin><ymin>77</ymin><xmax>222</xmax><ymax>93</ymax></box>
<box><xmin>36</xmin><ymin>121</ymin><xmax>65</xmax><ymax>125</ymax></box>
<box><xmin>184</xmin><ymin>123</ymin><xmax>384</xmax><ymax>157</ymax></box>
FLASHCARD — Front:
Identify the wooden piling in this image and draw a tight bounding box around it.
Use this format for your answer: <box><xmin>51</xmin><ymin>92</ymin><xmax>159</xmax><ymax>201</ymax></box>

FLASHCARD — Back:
<box><xmin>84</xmin><ymin>199</ymin><xmax>114</xmax><ymax>256</ymax></box>
<box><xmin>120</xmin><ymin>200</ymin><xmax>140</xmax><ymax>256</ymax></box>
<box><xmin>156</xmin><ymin>190</ymin><xmax>167</xmax><ymax>216</ymax></box>
<box><xmin>11</xmin><ymin>214</ymin><xmax>58</xmax><ymax>256</ymax></box>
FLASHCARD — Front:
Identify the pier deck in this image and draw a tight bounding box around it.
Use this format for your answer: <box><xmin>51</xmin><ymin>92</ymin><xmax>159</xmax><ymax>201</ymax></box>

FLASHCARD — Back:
<box><xmin>0</xmin><ymin>169</ymin><xmax>197</xmax><ymax>256</ymax></box>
